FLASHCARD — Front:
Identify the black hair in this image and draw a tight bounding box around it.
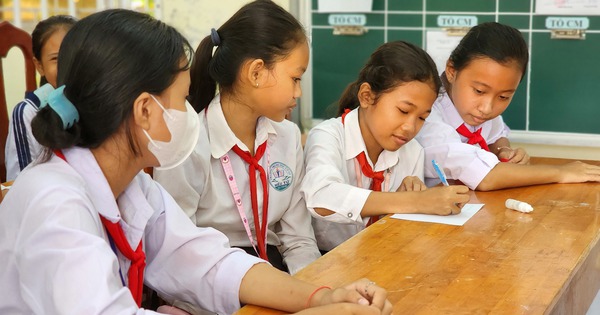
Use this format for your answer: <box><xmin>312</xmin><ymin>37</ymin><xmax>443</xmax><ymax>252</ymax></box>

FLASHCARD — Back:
<box><xmin>31</xmin><ymin>9</ymin><xmax>193</xmax><ymax>156</ymax></box>
<box><xmin>449</xmin><ymin>22</ymin><xmax>529</xmax><ymax>80</ymax></box>
<box><xmin>31</xmin><ymin>15</ymin><xmax>77</xmax><ymax>85</ymax></box>
<box><xmin>189</xmin><ymin>0</ymin><xmax>306</xmax><ymax>112</ymax></box>
<box><xmin>337</xmin><ymin>40</ymin><xmax>442</xmax><ymax>116</ymax></box>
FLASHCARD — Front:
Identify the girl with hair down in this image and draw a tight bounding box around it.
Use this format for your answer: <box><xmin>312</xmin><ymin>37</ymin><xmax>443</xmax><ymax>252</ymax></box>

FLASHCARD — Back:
<box><xmin>415</xmin><ymin>22</ymin><xmax>600</xmax><ymax>191</ymax></box>
<box><xmin>5</xmin><ymin>15</ymin><xmax>76</xmax><ymax>181</ymax></box>
<box><xmin>301</xmin><ymin>41</ymin><xmax>470</xmax><ymax>252</ymax></box>
<box><xmin>154</xmin><ymin>0</ymin><xmax>321</xmax><ymax>275</ymax></box>
<box><xmin>0</xmin><ymin>8</ymin><xmax>391</xmax><ymax>315</ymax></box>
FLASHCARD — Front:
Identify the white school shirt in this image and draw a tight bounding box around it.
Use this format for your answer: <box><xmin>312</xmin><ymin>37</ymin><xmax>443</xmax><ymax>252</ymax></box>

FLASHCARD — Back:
<box><xmin>0</xmin><ymin>147</ymin><xmax>263</xmax><ymax>315</ymax></box>
<box><xmin>154</xmin><ymin>95</ymin><xmax>320</xmax><ymax>275</ymax></box>
<box><xmin>415</xmin><ymin>91</ymin><xmax>510</xmax><ymax>189</ymax></box>
<box><xmin>5</xmin><ymin>92</ymin><xmax>43</xmax><ymax>181</ymax></box>
<box><xmin>300</xmin><ymin>108</ymin><xmax>424</xmax><ymax>251</ymax></box>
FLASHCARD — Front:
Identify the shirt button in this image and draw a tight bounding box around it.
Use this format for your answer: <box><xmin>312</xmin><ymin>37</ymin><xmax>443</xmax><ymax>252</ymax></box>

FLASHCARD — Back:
<box><xmin>347</xmin><ymin>213</ymin><xmax>353</xmax><ymax>218</ymax></box>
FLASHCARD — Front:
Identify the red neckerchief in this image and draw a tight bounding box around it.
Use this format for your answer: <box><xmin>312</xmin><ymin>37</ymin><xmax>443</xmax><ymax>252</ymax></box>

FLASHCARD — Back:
<box><xmin>54</xmin><ymin>150</ymin><xmax>145</xmax><ymax>306</ymax></box>
<box><xmin>341</xmin><ymin>110</ymin><xmax>383</xmax><ymax>226</ymax></box>
<box><xmin>230</xmin><ymin>143</ymin><xmax>269</xmax><ymax>261</ymax></box>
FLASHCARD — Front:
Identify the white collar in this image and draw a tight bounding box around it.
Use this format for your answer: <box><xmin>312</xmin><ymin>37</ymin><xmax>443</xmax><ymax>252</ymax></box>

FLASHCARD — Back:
<box><xmin>205</xmin><ymin>94</ymin><xmax>277</xmax><ymax>159</ymax></box>
<box><xmin>343</xmin><ymin>108</ymin><xmax>400</xmax><ymax>172</ymax></box>
<box><xmin>62</xmin><ymin>147</ymin><xmax>154</xmax><ymax>246</ymax></box>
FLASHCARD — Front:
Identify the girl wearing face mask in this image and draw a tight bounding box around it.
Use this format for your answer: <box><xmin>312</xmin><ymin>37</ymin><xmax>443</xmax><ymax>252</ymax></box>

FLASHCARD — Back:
<box><xmin>300</xmin><ymin>41</ymin><xmax>470</xmax><ymax>252</ymax></box>
<box><xmin>5</xmin><ymin>15</ymin><xmax>76</xmax><ymax>181</ymax></box>
<box><xmin>415</xmin><ymin>22</ymin><xmax>600</xmax><ymax>191</ymax></box>
<box><xmin>0</xmin><ymin>9</ymin><xmax>393</xmax><ymax>315</ymax></box>
<box><xmin>154</xmin><ymin>0</ymin><xmax>321</xmax><ymax>275</ymax></box>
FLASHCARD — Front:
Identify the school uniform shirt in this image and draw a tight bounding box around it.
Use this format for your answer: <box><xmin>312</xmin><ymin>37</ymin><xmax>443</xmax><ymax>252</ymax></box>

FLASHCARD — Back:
<box><xmin>415</xmin><ymin>90</ymin><xmax>509</xmax><ymax>189</ymax></box>
<box><xmin>0</xmin><ymin>146</ymin><xmax>263</xmax><ymax>315</ymax></box>
<box><xmin>5</xmin><ymin>92</ymin><xmax>44</xmax><ymax>181</ymax></box>
<box><xmin>300</xmin><ymin>108</ymin><xmax>424</xmax><ymax>251</ymax></box>
<box><xmin>153</xmin><ymin>94</ymin><xmax>320</xmax><ymax>275</ymax></box>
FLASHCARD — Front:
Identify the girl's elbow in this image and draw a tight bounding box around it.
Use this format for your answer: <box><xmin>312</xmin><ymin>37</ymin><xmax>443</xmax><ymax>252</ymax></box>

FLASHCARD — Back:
<box><xmin>475</xmin><ymin>178</ymin><xmax>495</xmax><ymax>191</ymax></box>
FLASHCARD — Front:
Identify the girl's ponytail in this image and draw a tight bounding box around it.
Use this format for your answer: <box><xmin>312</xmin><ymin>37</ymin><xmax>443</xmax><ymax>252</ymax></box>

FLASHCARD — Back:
<box><xmin>337</xmin><ymin>81</ymin><xmax>360</xmax><ymax>116</ymax></box>
<box><xmin>189</xmin><ymin>35</ymin><xmax>217</xmax><ymax>113</ymax></box>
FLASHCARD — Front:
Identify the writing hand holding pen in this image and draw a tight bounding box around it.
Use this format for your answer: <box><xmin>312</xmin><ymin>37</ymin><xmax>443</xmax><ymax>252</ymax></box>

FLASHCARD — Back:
<box><xmin>432</xmin><ymin>160</ymin><xmax>450</xmax><ymax>186</ymax></box>
<box><xmin>429</xmin><ymin>160</ymin><xmax>470</xmax><ymax>214</ymax></box>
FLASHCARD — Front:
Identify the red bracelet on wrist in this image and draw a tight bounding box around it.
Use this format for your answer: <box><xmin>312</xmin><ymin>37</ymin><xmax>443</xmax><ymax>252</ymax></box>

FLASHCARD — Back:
<box><xmin>305</xmin><ymin>285</ymin><xmax>332</xmax><ymax>308</ymax></box>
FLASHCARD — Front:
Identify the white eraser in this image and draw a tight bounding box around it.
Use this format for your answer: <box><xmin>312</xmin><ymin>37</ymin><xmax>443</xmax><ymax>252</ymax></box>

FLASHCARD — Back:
<box><xmin>505</xmin><ymin>199</ymin><xmax>533</xmax><ymax>213</ymax></box>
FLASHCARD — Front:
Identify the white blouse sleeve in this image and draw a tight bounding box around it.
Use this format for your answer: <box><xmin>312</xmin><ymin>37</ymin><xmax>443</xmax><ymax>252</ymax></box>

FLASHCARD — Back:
<box><xmin>143</xmin><ymin>181</ymin><xmax>263</xmax><ymax>314</ymax></box>
<box><xmin>417</xmin><ymin>120</ymin><xmax>500</xmax><ymax>190</ymax></box>
<box><xmin>301</xmin><ymin>123</ymin><xmax>372</xmax><ymax>223</ymax></box>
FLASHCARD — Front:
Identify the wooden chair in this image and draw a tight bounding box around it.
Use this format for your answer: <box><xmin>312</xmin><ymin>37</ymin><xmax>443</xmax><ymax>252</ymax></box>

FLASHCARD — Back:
<box><xmin>0</xmin><ymin>21</ymin><xmax>37</xmax><ymax>182</ymax></box>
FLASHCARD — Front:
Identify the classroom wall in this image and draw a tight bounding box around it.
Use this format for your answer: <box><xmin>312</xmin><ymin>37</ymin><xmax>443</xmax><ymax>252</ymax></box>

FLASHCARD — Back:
<box><xmin>162</xmin><ymin>0</ymin><xmax>289</xmax><ymax>49</ymax></box>
<box><xmin>4</xmin><ymin>0</ymin><xmax>599</xmax><ymax>161</ymax></box>
<box><xmin>306</xmin><ymin>0</ymin><xmax>600</xmax><ymax>160</ymax></box>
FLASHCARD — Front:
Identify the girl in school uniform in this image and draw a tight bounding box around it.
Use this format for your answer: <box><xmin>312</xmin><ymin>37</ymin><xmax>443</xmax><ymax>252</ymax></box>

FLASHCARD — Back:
<box><xmin>415</xmin><ymin>22</ymin><xmax>600</xmax><ymax>191</ymax></box>
<box><xmin>0</xmin><ymin>9</ymin><xmax>392</xmax><ymax>315</ymax></box>
<box><xmin>154</xmin><ymin>0</ymin><xmax>320</xmax><ymax>275</ymax></box>
<box><xmin>5</xmin><ymin>15</ymin><xmax>76</xmax><ymax>181</ymax></box>
<box><xmin>300</xmin><ymin>41</ymin><xmax>471</xmax><ymax>251</ymax></box>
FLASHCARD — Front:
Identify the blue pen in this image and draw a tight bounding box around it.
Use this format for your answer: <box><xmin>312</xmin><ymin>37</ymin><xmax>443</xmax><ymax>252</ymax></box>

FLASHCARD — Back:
<box><xmin>432</xmin><ymin>160</ymin><xmax>449</xmax><ymax>186</ymax></box>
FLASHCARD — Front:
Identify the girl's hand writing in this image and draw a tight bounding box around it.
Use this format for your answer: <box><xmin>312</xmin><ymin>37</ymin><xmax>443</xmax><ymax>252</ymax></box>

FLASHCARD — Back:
<box><xmin>415</xmin><ymin>186</ymin><xmax>470</xmax><ymax>215</ymax></box>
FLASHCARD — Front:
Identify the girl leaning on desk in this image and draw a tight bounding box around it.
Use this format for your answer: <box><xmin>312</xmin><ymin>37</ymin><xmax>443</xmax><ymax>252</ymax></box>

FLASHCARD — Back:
<box><xmin>0</xmin><ymin>9</ymin><xmax>391</xmax><ymax>315</ymax></box>
<box><xmin>415</xmin><ymin>22</ymin><xmax>600</xmax><ymax>191</ymax></box>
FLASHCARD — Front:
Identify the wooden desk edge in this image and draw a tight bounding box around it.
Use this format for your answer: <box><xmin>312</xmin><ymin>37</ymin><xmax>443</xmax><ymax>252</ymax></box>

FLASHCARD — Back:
<box><xmin>548</xmin><ymin>232</ymin><xmax>600</xmax><ymax>315</ymax></box>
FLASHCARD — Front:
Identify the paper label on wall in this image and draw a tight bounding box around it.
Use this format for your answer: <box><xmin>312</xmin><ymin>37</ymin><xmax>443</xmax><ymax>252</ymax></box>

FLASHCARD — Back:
<box><xmin>328</xmin><ymin>14</ymin><xmax>367</xmax><ymax>26</ymax></box>
<box><xmin>318</xmin><ymin>0</ymin><xmax>373</xmax><ymax>13</ymax></box>
<box><xmin>437</xmin><ymin>15</ymin><xmax>478</xmax><ymax>27</ymax></box>
<box><xmin>536</xmin><ymin>0</ymin><xmax>600</xmax><ymax>15</ymax></box>
<box><xmin>425</xmin><ymin>31</ymin><xmax>464</xmax><ymax>75</ymax></box>
<box><xmin>545</xmin><ymin>17</ymin><xmax>589</xmax><ymax>29</ymax></box>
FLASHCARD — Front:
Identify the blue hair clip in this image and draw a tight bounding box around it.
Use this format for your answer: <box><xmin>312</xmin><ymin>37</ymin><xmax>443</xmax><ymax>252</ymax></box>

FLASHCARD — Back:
<box><xmin>33</xmin><ymin>83</ymin><xmax>54</xmax><ymax>108</ymax></box>
<box><xmin>41</xmin><ymin>85</ymin><xmax>80</xmax><ymax>130</ymax></box>
<box><xmin>210</xmin><ymin>28</ymin><xmax>221</xmax><ymax>46</ymax></box>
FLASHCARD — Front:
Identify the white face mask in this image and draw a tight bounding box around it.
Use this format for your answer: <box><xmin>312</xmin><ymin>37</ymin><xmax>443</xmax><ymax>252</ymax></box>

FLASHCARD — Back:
<box><xmin>143</xmin><ymin>95</ymin><xmax>200</xmax><ymax>170</ymax></box>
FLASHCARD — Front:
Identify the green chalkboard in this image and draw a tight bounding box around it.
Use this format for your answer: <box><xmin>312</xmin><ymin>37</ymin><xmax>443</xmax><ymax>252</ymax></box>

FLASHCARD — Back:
<box><xmin>310</xmin><ymin>0</ymin><xmax>600</xmax><ymax>135</ymax></box>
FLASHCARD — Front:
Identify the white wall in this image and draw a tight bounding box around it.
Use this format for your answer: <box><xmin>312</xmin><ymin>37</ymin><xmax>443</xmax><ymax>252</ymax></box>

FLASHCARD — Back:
<box><xmin>162</xmin><ymin>0</ymin><xmax>289</xmax><ymax>49</ymax></box>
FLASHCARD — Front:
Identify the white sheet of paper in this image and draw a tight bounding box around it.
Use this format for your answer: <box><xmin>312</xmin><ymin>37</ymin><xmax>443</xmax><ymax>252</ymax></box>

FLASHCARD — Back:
<box><xmin>391</xmin><ymin>203</ymin><xmax>484</xmax><ymax>226</ymax></box>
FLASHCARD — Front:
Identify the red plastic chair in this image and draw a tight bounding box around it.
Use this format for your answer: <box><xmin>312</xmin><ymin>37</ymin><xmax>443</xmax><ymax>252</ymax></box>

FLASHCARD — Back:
<box><xmin>0</xmin><ymin>21</ymin><xmax>37</xmax><ymax>182</ymax></box>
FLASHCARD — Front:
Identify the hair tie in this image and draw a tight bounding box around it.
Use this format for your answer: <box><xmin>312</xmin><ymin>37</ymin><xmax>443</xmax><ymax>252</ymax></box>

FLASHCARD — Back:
<box><xmin>40</xmin><ymin>85</ymin><xmax>80</xmax><ymax>130</ymax></box>
<box><xmin>210</xmin><ymin>28</ymin><xmax>221</xmax><ymax>46</ymax></box>
<box><xmin>33</xmin><ymin>83</ymin><xmax>54</xmax><ymax>108</ymax></box>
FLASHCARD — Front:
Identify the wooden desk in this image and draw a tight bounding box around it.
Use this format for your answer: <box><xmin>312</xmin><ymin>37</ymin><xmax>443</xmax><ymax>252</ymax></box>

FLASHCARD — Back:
<box><xmin>236</xmin><ymin>157</ymin><xmax>600</xmax><ymax>315</ymax></box>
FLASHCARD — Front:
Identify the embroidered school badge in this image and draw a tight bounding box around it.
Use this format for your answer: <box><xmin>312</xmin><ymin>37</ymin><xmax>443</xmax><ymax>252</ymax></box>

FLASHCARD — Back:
<box><xmin>268</xmin><ymin>162</ymin><xmax>293</xmax><ymax>191</ymax></box>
